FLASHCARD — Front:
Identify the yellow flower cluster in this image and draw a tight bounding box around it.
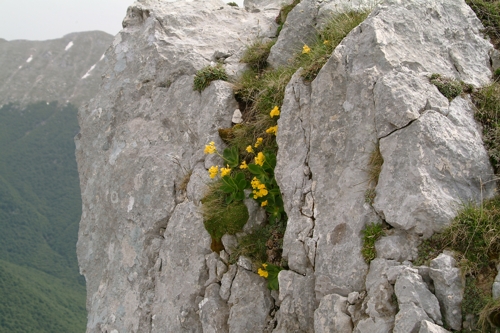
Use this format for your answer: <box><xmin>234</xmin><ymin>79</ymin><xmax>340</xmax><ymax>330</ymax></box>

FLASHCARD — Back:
<box><xmin>266</xmin><ymin>126</ymin><xmax>278</xmax><ymax>136</ymax></box>
<box><xmin>220</xmin><ymin>165</ymin><xmax>231</xmax><ymax>177</ymax></box>
<box><xmin>257</xmin><ymin>263</ymin><xmax>268</xmax><ymax>278</ymax></box>
<box><xmin>254</xmin><ymin>152</ymin><xmax>265</xmax><ymax>166</ymax></box>
<box><xmin>239</xmin><ymin>161</ymin><xmax>248</xmax><ymax>169</ymax></box>
<box><xmin>254</xmin><ymin>137</ymin><xmax>263</xmax><ymax>148</ymax></box>
<box><xmin>251</xmin><ymin>177</ymin><xmax>268</xmax><ymax>199</ymax></box>
<box><xmin>246</xmin><ymin>145</ymin><xmax>254</xmax><ymax>153</ymax></box>
<box><xmin>208</xmin><ymin>165</ymin><xmax>219</xmax><ymax>178</ymax></box>
<box><xmin>204</xmin><ymin>141</ymin><xmax>216</xmax><ymax>154</ymax></box>
<box><xmin>270</xmin><ymin>106</ymin><xmax>280</xmax><ymax>118</ymax></box>
<box><xmin>323</xmin><ymin>40</ymin><xmax>330</xmax><ymax>45</ymax></box>
<box><xmin>261</xmin><ymin>200</ymin><xmax>268</xmax><ymax>207</ymax></box>
<box><xmin>302</xmin><ymin>44</ymin><xmax>311</xmax><ymax>54</ymax></box>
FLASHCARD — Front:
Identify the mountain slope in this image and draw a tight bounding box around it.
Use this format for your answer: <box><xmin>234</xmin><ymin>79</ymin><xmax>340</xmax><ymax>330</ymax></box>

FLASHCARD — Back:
<box><xmin>0</xmin><ymin>31</ymin><xmax>113</xmax><ymax>107</ymax></box>
<box><xmin>0</xmin><ymin>101</ymin><xmax>86</xmax><ymax>331</ymax></box>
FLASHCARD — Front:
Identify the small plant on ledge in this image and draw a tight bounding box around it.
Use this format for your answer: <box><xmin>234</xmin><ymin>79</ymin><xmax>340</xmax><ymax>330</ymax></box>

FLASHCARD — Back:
<box><xmin>193</xmin><ymin>64</ymin><xmax>228</xmax><ymax>92</ymax></box>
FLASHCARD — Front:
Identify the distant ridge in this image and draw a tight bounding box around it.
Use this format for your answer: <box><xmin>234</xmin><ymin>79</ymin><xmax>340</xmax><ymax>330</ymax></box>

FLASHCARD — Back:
<box><xmin>0</xmin><ymin>31</ymin><xmax>113</xmax><ymax>107</ymax></box>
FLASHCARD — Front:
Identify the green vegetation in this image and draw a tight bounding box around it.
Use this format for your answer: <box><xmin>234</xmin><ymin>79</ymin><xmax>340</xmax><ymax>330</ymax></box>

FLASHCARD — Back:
<box><xmin>276</xmin><ymin>0</ymin><xmax>301</xmax><ymax>34</ymax></box>
<box><xmin>429</xmin><ymin>73</ymin><xmax>465</xmax><ymax>101</ymax></box>
<box><xmin>202</xmin><ymin>181</ymin><xmax>249</xmax><ymax>242</ymax></box>
<box><xmin>257</xmin><ymin>262</ymin><xmax>283</xmax><ymax>290</ymax></box>
<box><xmin>466</xmin><ymin>0</ymin><xmax>500</xmax><ymax>47</ymax></box>
<box><xmin>227</xmin><ymin>1</ymin><xmax>238</xmax><ymax>6</ymax></box>
<box><xmin>364</xmin><ymin>143</ymin><xmax>383</xmax><ymax>205</ymax></box>
<box><xmin>193</xmin><ymin>64</ymin><xmax>228</xmax><ymax>92</ymax></box>
<box><xmin>416</xmin><ymin>198</ymin><xmax>500</xmax><ymax>331</ymax></box>
<box><xmin>472</xmin><ymin>82</ymin><xmax>500</xmax><ymax>172</ymax></box>
<box><xmin>0</xmin><ymin>102</ymin><xmax>86</xmax><ymax>331</ymax></box>
<box><xmin>361</xmin><ymin>223</ymin><xmax>384</xmax><ymax>263</ymax></box>
<box><xmin>240</xmin><ymin>40</ymin><xmax>275</xmax><ymax>71</ymax></box>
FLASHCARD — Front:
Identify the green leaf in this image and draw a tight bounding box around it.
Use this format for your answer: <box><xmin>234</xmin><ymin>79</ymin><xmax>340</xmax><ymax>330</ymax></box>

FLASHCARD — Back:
<box><xmin>247</xmin><ymin>163</ymin><xmax>265</xmax><ymax>176</ymax></box>
<box><xmin>268</xmin><ymin>278</ymin><xmax>279</xmax><ymax>290</ymax></box>
<box><xmin>234</xmin><ymin>190</ymin><xmax>245</xmax><ymax>201</ymax></box>
<box><xmin>223</xmin><ymin>146</ymin><xmax>239</xmax><ymax>168</ymax></box>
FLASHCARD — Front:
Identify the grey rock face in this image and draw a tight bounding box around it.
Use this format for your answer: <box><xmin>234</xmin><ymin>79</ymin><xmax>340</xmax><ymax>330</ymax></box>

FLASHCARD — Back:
<box><xmin>228</xmin><ymin>269</ymin><xmax>274</xmax><ymax>332</ymax></box>
<box><xmin>274</xmin><ymin>270</ymin><xmax>316</xmax><ymax>332</ymax></box>
<box><xmin>375</xmin><ymin>230</ymin><xmax>419</xmax><ymax>262</ymax></box>
<box><xmin>314</xmin><ymin>294</ymin><xmax>353</xmax><ymax>333</ymax></box>
<box><xmin>493</xmin><ymin>263</ymin><xmax>500</xmax><ymax>299</ymax></box>
<box><xmin>429</xmin><ymin>252</ymin><xmax>464</xmax><ymax>331</ymax></box>
<box><xmin>0</xmin><ymin>31</ymin><xmax>113</xmax><ymax>107</ymax></box>
<box><xmin>76</xmin><ymin>1</ymin><xmax>279</xmax><ymax>331</ymax></box>
<box><xmin>419</xmin><ymin>320</ymin><xmax>452</xmax><ymax>333</ymax></box>
<box><xmin>394</xmin><ymin>269</ymin><xmax>442</xmax><ymax>326</ymax></box>
<box><xmin>200</xmin><ymin>284</ymin><xmax>230</xmax><ymax>333</ymax></box>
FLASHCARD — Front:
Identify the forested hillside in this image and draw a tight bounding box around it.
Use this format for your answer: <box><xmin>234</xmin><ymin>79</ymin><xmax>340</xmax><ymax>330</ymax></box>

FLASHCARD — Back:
<box><xmin>0</xmin><ymin>101</ymin><xmax>85</xmax><ymax>332</ymax></box>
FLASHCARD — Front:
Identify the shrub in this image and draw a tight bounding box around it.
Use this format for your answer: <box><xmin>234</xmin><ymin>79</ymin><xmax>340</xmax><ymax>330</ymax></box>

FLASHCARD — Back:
<box><xmin>227</xmin><ymin>2</ymin><xmax>238</xmax><ymax>6</ymax></box>
<box><xmin>193</xmin><ymin>64</ymin><xmax>228</xmax><ymax>92</ymax></box>
<box><xmin>429</xmin><ymin>73</ymin><xmax>463</xmax><ymax>101</ymax></box>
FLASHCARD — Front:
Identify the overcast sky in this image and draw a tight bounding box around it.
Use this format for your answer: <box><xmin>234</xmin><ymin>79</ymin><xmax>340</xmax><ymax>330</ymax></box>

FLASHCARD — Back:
<box><xmin>0</xmin><ymin>0</ymin><xmax>244</xmax><ymax>41</ymax></box>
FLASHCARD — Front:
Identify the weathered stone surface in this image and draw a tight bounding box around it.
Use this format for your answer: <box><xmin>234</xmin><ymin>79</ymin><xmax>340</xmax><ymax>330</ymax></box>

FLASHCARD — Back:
<box><xmin>220</xmin><ymin>264</ymin><xmax>238</xmax><ymax>301</ymax></box>
<box><xmin>228</xmin><ymin>268</ymin><xmax>274</xmax><ymax>332</ymax></box>
<box><xmin>150</xmin><ymin>201</ymin><xmax>211</xmax><ymax>332</ymax></box>
<box><xmin>394</xmin><ymin>269</ymin><xmax>442</xmax><ymax>325</ymax></box>
<box><xmin>419</xmin><ymin>320</ymin><xmax>452</xmax><ymax>333</ymax></box>
<box><xmin>199</xmin><ymin>283</ymin><xmax>230</xmax><ymax>333</ymax></box>
<box><xmin>394</xmin><ymin>302</ymin><xmax>432</xmax><ymax>333</ymax></box>
<box><xmin>314</xmin><ymin>293</ymin><xmax>353</xmax><ymax>333</ymax></box>
<box><xmin>375</xmin><ymin>230</ymin><xmax>419</xmax><ymax>262</ymax></box>
<box><xmin>493</xmin><ymin>263</ymin><xmax>500</xmax><ymax>299</ymax></box>
<box><xmin>274</xmin><ymin>270</ymin><xmax>316</xmax><ymax>332</ymax></box>
<box><xmin>429</xmin><ymin>252</ymin><xmax>463</xmax><ymax>330</ymax></box>
<box><xmin>374</xmin><ymin>97</ymin><xmax>495</xmax><ymax>238</ymax></box>
<box><xmin>356</xmin><ymin>259</ymin><xmax>397</xmax><ymax>331</ymax></box>
<box><xmin>268</xmin><ymin>0</ymin><xmax>318</xmax><ymax>68</ymax></box>
<box><xmin>76</xmin><ymin>1</ymin><xmax>279</xmax><ymax>331</ymax></box>
<box><xmin>0</xmin><ymin>31</ymin><xmax>113</xmax><ymax>107</ymax></box>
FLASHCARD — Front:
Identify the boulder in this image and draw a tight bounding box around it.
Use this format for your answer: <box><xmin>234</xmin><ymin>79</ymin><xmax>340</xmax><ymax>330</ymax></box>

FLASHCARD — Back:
<box><xmin>314</xmin><ymin>294</ymin><xmax>353</xmax><ymax>333</ymax></box>
<box><xmin>429</xmin><ymin>252</ymin><xmax>464</xmax><ymax>330</ymax></box>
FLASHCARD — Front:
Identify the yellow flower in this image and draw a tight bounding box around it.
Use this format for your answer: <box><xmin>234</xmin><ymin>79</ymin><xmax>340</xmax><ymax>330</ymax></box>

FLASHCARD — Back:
<box><xmin>251</xmin><ymin>177</ymin><xmax>261</xmax><ymax>189</ymax></box>
<box><xmin>258</xmin><ymin>268</ymin><xmax>269</xmax><ymax>278</ymax></box>
<box><xmin>220</xmin><ymin>165</ymin><xmax>231</xmax><ymax>177</ymax></box>
<box><xmin>255</xmin><ymin>152</ymin><xmax>265</xmax><ymax>166</ymax></box>
<box><xmin>246</xmin><ymin>145</ymin><xmax>254</xmax><ymax>153</ymax></box>
<box><xmin>269</xmin><ymin>106</ymin><xmax>280</xmax><ymax>118</ymax></box>
<box><xmin>208</xmin><ymin>165</ymin><xmax>219</xmax><ymax>178</ymax></box>
<box><xmin>240</xmin><ymin>161</ymin><xmax>248</xmax><ymax>169</ymax></box>
<box><xmin>204</xmin><ymin>141</ymin><xmax>216</xmax><ymax>154</ymax></box>
<box><xmin>262</xmin><ymin>263</ymin><xmax>268</xmax><ymax>268</ymax></box>
<box><xmin>261</xmin><ymin>200</ymin><xmax>268</xmax><ymax>207</ymax></box>
<box><xmin>254</xmin><ymin>137</ymin><xmax>263</xmax><ymax>148</ymax></box>
<box><xmin>323</xmin><ymin>40</ymin><xmax>330</xmax><ymax>45</ymax></box>
<box><xmin>302</xmin><ymin>44</ymin><xmax>311</xmax><ymax>54</ymax></box>
<box><xmin>266</xmin><ymin>125</ymin><xmax>278</xmax><ymax>136</ymax></box>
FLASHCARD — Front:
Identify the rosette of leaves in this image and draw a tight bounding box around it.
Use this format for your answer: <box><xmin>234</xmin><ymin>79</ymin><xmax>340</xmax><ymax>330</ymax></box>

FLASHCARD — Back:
<box><xmin>219</xmin><ymin>146</ymin><xmax>250</xmax><ymax>203</ymax></box>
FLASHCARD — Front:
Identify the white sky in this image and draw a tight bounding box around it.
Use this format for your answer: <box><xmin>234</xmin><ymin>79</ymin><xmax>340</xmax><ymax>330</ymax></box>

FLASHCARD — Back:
<box><xmin>0</xmin><ymin>0</ymin><xmax>245</xmax><ymax>41</ymax></box>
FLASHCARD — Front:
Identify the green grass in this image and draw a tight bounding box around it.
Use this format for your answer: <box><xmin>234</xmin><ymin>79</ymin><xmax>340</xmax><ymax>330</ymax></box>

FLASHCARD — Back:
<box><xmin>466</xmin><ymin>0</ymin><xmax>500</xmax><ymax>48</ymax></box>
<box><xmin>201</xmin><ymin>180</ymin><xmax>249</xmax><ymax>242</ymax></box>
<box><xmin>472</xmin><ymin>82</ymin><xmax>500</xmax><ymax>172</ymax></box>
<box><xmin>240</xmin><ymin>40</ymin><xmax>275</xmax><ymax>71</ymax></box>
<box><xmin>361</xmin><ymin>223</ymin><xmax>384</xmax><ymax>263</ymax></box>
<box><xmin>415</xmin><ymin>198</ymin><xmax>500</xmax><ymax>331</ymax></box>
<box><xmin>193</xmin><ymin>64</ymin><xmax>228</xmax><ymax>92</ymax></box>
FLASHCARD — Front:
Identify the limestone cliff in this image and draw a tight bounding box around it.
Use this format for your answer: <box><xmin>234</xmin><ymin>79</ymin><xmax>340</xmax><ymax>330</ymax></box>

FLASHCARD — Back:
<box><xmin>76</xmin><ymin>0</ymin><xmax>496</xmax><ymax>332</ymax></box>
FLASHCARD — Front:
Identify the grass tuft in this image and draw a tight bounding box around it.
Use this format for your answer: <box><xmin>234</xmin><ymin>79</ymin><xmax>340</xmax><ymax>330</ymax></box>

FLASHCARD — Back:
<box><xmin>201</xmin><ymin>180</ymin><xmax>249</xmax><ymax>242</ymax></box>
<box><xmin>193</xmin><ymin>64</ymin><xmax>228</xmax><ymax>92</ymax></box>
<box><xmin>368</xmin><ymin>142</ymin><xmax>383</xmax><ymax>187</ymax></box>
<box><xmin>240</xmin><ymin>40</ymin><xmax>275</xmax><ymax>71</ymax></box>
<box><xmin>472</xmin><ymin>82</ymin><xmax>500</xmax><ymax>172</ymax></box>
<box><xmin>227</xmin><ymin>1</ymin><xmax>238</xmax><ymax>7</ymax></box>
<box><xmin>361</xmin><ymin>222</ymin><xmax>384</xmax><ymax>263</ymax></box>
